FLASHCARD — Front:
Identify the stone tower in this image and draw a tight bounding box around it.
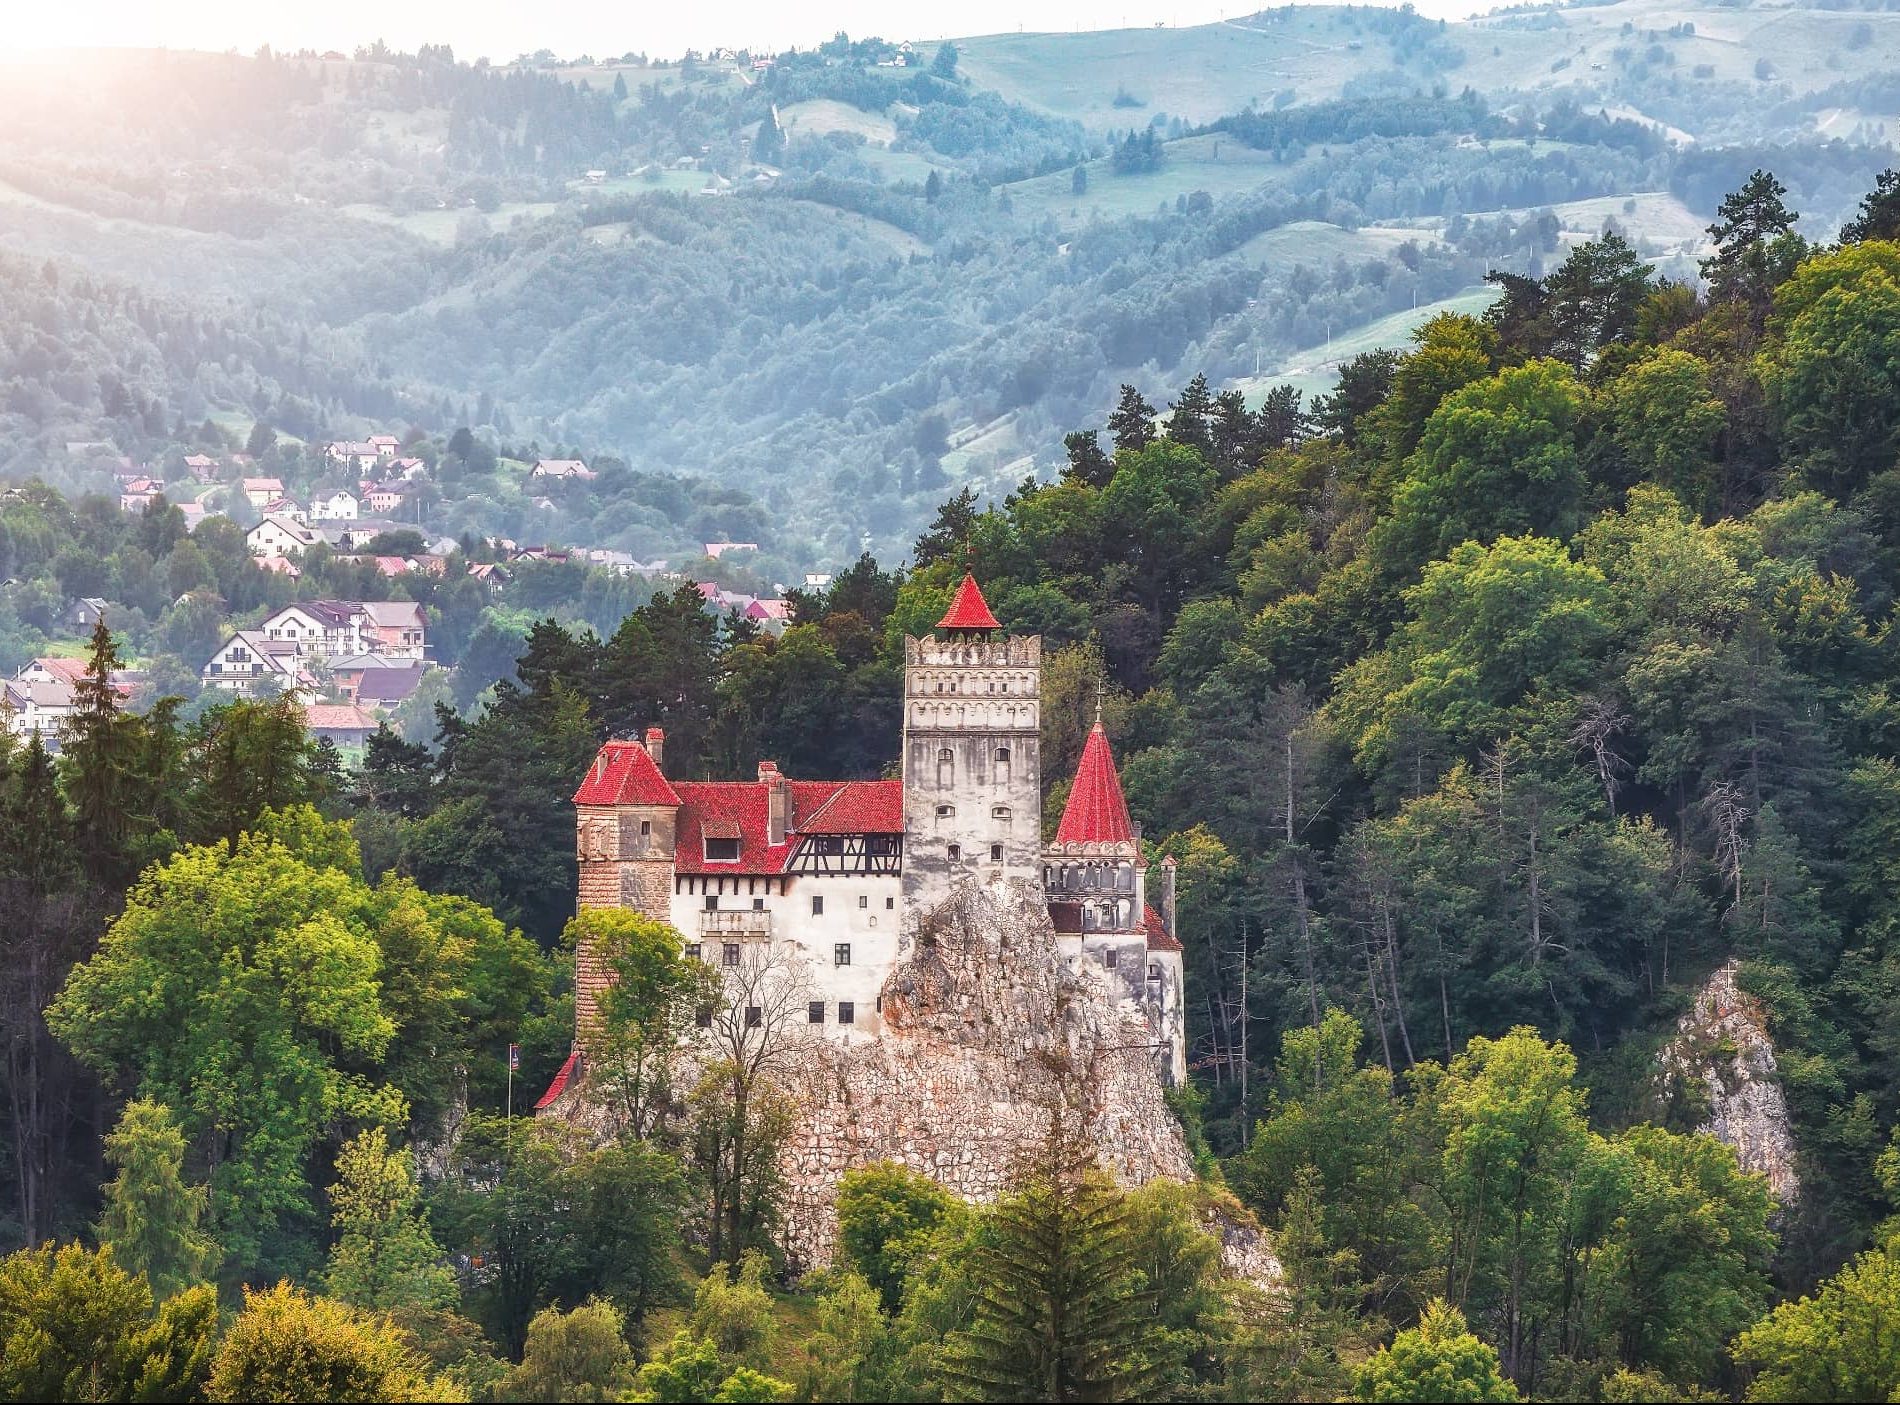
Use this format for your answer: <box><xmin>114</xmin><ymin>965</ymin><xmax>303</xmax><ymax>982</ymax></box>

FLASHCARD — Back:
<box><xmin>900</xmin><ymin>575</ymin><xmax>1042</xmax><ymax>922</ymax></box>
<box><xmin>571</xmin><ymin>726</ymin><xmax>679</xmax><ymax>1031</ymax></box>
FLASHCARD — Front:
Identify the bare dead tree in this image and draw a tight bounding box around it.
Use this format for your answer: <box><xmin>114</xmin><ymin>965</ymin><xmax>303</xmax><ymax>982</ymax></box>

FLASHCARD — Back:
<box><xmin>690</xmin><ymin>940</ymin><xmax>816</xmax><ymax>1265</ymax></box>
<box><xmin>1568</xmin><ymin>696</ymin><xmax>1632</xmax><ymax>816</ymax></box>
<box><xmin>1702</xmin><ymin>780</ymin><xmax>1750</xmax><ymax>917</ymax></box>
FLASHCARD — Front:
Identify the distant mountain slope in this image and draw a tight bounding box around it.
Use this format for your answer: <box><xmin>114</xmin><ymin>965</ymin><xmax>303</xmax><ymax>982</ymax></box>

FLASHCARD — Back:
<box><xmin>951</xmin><ymin>2</ymin><xmax>1900</xmax><ymax>145</ymax></box>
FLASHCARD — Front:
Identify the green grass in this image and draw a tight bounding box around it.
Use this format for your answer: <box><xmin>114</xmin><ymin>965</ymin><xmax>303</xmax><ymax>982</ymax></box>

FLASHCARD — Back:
<box><xmin>1227</xmin><ymin>285</ymin><xmax>1500</xmax><ymax>407</ymax></box>
<box><xmin>337</xmin><ymin>202</ymin><xmax>562</xmax><ymax>246</ymax></box>
<box><xmin>780</xmin><ymin>98</ymin><xmax>898</xmax><ymax>146</ymax></box>
<box><xmin>1230</xmin><ymin>218</ymin><xmax>1426</xmax><ymax>269</ymax></box>
<box><xmin>1000</xmin><ymin>133</ymin><xmax>1281</xmax><ymax>228</ymax></box>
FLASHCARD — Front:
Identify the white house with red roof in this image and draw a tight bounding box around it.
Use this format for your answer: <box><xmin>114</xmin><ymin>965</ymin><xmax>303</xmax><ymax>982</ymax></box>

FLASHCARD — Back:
<box><xmin>564</xmin><ymin>573</ymin><xmax>1187</xmax><ymax>1088</ymax></box>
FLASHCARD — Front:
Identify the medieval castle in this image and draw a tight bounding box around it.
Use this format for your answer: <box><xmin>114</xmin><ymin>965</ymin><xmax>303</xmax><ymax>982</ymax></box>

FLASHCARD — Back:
<box><xmin>562</xmin><ymin>573</ymin><xmax>1187</xmax><ymax>1088</ymax></box>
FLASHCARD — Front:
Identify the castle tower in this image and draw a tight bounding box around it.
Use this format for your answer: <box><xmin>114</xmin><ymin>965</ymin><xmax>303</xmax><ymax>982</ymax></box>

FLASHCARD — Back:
<box><xmin>901</xmin><ymin>574</ymin><xmax>1042</xmax><ymax>920</ymax></box>
<box><xmin>1044</xmin><ymin>717</ymin><xmax>1188</xmax><ymax>1085</ymax></box>
<box><xmin>571</xmin><ymin>727</ymin><xmax>679</xmax><ymax>1032</ymax></box>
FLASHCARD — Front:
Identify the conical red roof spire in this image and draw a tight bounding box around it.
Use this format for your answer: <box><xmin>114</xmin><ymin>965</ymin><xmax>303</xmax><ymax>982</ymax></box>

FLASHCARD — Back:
<box><xmin>1055</xmin><ymin>721</ymin><xmax>1137</xmax><ymax>844</ymax></box>
<box><xmin>937</xmin><ymin>573</ymin><xmax>1001</xmax><ymax>632</ymax></box>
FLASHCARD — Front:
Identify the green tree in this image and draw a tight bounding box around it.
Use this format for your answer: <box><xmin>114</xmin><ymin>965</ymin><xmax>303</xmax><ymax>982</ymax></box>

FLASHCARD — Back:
<box><xmin>94</xmin><ymin>1100</ymin><xmax>221</xmax><ymax>1299</ymax></box>
<box><xmin>0</xmin><ymin>1242</ymin><xmax>218</xmax><ymax>1403</ymax></box>
<box><xmin>1354</xmin><ymin>1299</ymin><xmax>1518</xmax><ymax>1403</ymax></box>
<box><xmin>1701</xmin><ymin>170</ymin><xmax>1805</xmax><ymax>319</ymax></box>
<box><xmin>804</xmin><ymin>1269</ymin><xmax>906</xmax><ymax>1401</ymax></box>
<box><xmin>1602</xmin><ymin>350</ymin><xmax>1726</xmax><ymax>511</ymax></box>
<box><xmin>835</xmin><ymin>1160</ymin><xmax>961</xmax><ymax>1313</ymax></box>
<box><xmin>50</xmin><ymin>810</ymin><xmax>401</xmax><ymax>1271</ymax></box>
<box><xmin>1108</xmin><ymin>384</ymin><xmax>1156</xmax><ymax>453</ymax></box>
<box><xmin>1841</xmin><ymin>169</ymin><xmax>1900</xmax><ymax>244</ymax></box>
<box><xmin>504</xmin><ymin>1300</ymin><xmax>635</xmax><ymax>1403</ymax></box>
<box><xmin>323</xmin><ymin>1128</ymin><xmax>457</xmax><ymax>1312</ymax></box>
<box><xmin>935</xmin><ymin>1166</ymin><xmax>1165</xmax><ymax>1402</ymax></box>
<box><xmin>207</xmin><ymin>1282</ymin><xmax>462</xmax><ymax>1403</ymax></box>
<box><xmin>1733</xmin><ymin>1241</ymin><xmax>1900</xmax><ymax>1401</ymax></box>
<box><xmin>1761</xmin><ymin>240</ymin><xmax>1900</xmax><ymax>494</ymax></box>
<box><xmin>1381</xmin><ymin>360</ymin><xmax>1588</xmax><ymax>568</ymax></box>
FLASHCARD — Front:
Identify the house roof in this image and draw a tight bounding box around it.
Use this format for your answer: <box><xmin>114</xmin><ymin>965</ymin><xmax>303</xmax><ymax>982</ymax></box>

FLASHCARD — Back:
<box><xmin>242</xmin><ymin>477</ymin><xmax>284</xmax><ymax>492</ymax></box>
<box><xmin>31</xmin><ymin>658</ymin><xmax>88</xmax><ymax>685</ymax></box>
<box><xmin>356</xmin><ymin>668</ymin><xmax>428</xmax><ymax>704</ymax></box>
<box><xmin>1143</xmin><ymin>904</ymin><xmax>1183</xmax><ymax>953</ymax></box>
<box><xmin>361</xmin><ymin>601</ymin><xmax>426</xmax><ymax>628</ymax></box>
<box><xmin>1054</xmin><ymin>722</ymin><xmax>1136</xmax><ymax>846</ymax></box>
<box><xmin>798</xmin><ymin>780</ymin><xmax>903</xmax><ymax>834</ymax></box>
<box><xmin>303</xmin><ymin>703</ymin><xmax>379</xmax><ymax>733</ymax></box>
<box><xmin>573</xmin><ymin>739</ymin><xmax>682</xmax><ymax>808</ymax></box>
<box><xmin>535</xmin><ymin>1050</ymin><xmax>580</xmax><ymax>1110</ymax></box>
<box><xmin>938</xmin><ymin>573</ymin><xmax>1000</xmax><ymax>632</ymax></box>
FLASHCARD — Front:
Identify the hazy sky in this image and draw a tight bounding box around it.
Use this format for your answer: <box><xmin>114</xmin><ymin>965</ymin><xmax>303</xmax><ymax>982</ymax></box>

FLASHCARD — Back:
<box><xmin>2</xmin><ymin>0</ymin><xmax>1485</xmax><ymax>64</ymax></box>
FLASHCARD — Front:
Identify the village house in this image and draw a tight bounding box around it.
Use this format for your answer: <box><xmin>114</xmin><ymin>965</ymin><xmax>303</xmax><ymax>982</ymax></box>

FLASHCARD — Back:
<box><xmin>530</xmin><ymin>458</ymin><xmax>594</xmax><ymax>481</ymax></box>
<box><xmin>703</xmin><ymin>541</ymin><xmax>758</xmax><ymax>559</ymax></box>
<box><xmin>241</xmin><ymin>477</ymin><xmax>285</xmax><ymax>509</ymax></box>
<box><xmin>560</xmin><ymin>575</ymin><xmax>1187</xmax><ymax>1087</ymax></box>
<box><xmin>368</xmin><ymin>434</ymin><xmax>401</xmax><ymax>457</ymax></box>
<box><xmin>311</xmin><ymin>490</ymin><xmax>359</xmax><ymax>521</ymax></box>
<box><xmin>247</xmin><ymin>514</ymin><xmax>319</xmax><ymax>557</ymax></box>
<box><xmin>326</xmin><ymin>441</ymin><xmax>381</xmax><ymax>474</ymax></box>
<box><xmin>64</xmin><ymin>598</ymin><xmax>109</xmax><ymax>630</ymax></box>
<box><xmin>182</xmin><ymin>453</ymin><xmax>221</xmax><ymax>482</ymax></box>
<box><xmin>200</xmin><ymin>631</ymin><xmax>310</xmax><ymax>699</ymax></box>
<box><xmin>302</xmin><ymin>702</ymin><xmax>380</xmax><ymax>752</ymax></box>
<box><xmin>362</xmin><ymin>483</ymin><xmax>413</xmax><ymax>515</ymax></box>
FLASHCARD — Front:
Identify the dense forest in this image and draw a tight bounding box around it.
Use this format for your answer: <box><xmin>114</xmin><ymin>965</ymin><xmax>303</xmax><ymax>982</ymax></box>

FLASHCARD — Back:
<box><xmin>7</xmin><ymin>160</ymin><xmax>1900</xmax><ymax>1401</ymax></box>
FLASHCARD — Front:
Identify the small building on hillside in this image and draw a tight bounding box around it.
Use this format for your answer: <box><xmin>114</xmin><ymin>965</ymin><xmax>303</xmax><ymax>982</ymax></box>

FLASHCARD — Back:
<box><xmin>64</xmin><ymin>598</ymin><xmax>109</xmax><ymax>631</ymax></box>
<box><xmin>247</xmin><ymin>514</ymin><xmax>319</xmax><ymax>558</ymax></box>
<box><xmin>303</xmin><ymin>702</ymin><xmax>380</xmax><ymax>753</ymax></box>
<box><xmin>241</xmin><ymin>477</ymin><xmax>285</xmax><ymax>509</ymax></box>
<box><xmin>312</xmin><ymin>490</ymin><xmax>359</xmax><ymax>521</ymax></box>
<box><xmin>530</xmin><ymin>459</ymin><xmax>595</xmax><ymax>481</ymax></box>
<box><xmin>200</xmin><ymin>631</ymin><xmax>310</xmax><ymax>700</ymax></box>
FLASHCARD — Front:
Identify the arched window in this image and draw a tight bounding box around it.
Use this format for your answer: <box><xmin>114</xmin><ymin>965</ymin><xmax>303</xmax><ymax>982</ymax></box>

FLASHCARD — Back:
<box><xmin>992</xmin><ymin>805</ymin><xmax>1011</xmax><ymax>822</ymax></box>
<box><xmin>937</xmin><ymin>747</ymin><xmax>953</xmax><ymax>787</ymax></box>
<box><xmin>994</xmin><ymin>745</ymin><xmax>1011</xmax><ymax>784</ymax></box>
<box><xmin>936</xmin><ymin>804</ymin><xmax>956</xmax><ymax>820</ymax></box>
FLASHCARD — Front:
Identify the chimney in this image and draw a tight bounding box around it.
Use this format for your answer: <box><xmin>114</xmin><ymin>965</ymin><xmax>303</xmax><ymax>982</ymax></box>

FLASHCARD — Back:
<box><xmin>595</xmin><ymin>751</ymin><xmax>608</xmax><ymax>785</ymax></box>
<box><xmin>759</xmin><ymin>761</ymin><xmax>788</xmax><ymax>845</ymax></box>
<box><xmin>1161</xmin><ymin>854</ymin><xmax>1178</xmax><ymax>937</ymax></box>
<box><xmin>644</xmin><ymin>726</ymin><xmax>665</xmax><ymax>772</ymax></box>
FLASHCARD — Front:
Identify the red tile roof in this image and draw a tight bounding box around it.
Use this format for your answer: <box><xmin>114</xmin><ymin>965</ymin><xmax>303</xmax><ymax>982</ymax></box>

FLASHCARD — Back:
<box><xmin>303</xmin><ymin>703</ymin><xmax>379</xmax><ymax>733</ymax></box>
<box><xmin>573</xmin><ymin>740</ymin><xmax>682</xmax><ymax>807</ymax></box>
<box><xmin>1143</xmin><ymin>903</ymin><xmax>1182</xmax><ymax>953</ymax></box>
<box><xmin>937</xmin><ymin>573</ymin><xmax>1000</xmax><ymax>631</ymax></box>
<box><xmin>534</xmin><ymin>1050</ymin><xmax>579</xmax><ymax>1110</ymax></box>
<box><xmin>799</xmin><ymin>780</ymin><xmax>903</xmax><ymax>834</ymax></box>
<box><xmin>1054</xmin><ymin>722</ymin><xmax>1136</xmax><ymax>845</ymax></box>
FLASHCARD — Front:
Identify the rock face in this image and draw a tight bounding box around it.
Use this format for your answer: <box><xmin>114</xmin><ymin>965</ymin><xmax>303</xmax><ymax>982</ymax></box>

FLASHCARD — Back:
<box><xmin>777</xmin><ymin>878</ymin><xmax>1194</xmax><ymax>1265</ymax></box>
<box><xmin>1657</xmin><ymin>961</ymin><xmax>1801</xmax><ymax>1203</ymax></box>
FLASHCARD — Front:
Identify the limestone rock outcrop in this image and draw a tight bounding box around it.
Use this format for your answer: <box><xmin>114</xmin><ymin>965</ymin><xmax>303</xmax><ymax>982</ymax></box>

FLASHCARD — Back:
<box><xmin>776</xmin><ymin>878</ymin><xmax>1195</xmax><ymax>1264</ymax></box>
<box><xmin>1657</xmin><ymin>961</ymin><xmax>1801</xmax><ymax>1203</ymax></box>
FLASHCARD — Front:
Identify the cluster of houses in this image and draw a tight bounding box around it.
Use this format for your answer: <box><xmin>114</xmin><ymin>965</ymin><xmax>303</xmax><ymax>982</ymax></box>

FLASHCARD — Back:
<box><xmin>0</xmin><ymin>655</ymin><xmax>142</xmax><ymax>753</ymax></box>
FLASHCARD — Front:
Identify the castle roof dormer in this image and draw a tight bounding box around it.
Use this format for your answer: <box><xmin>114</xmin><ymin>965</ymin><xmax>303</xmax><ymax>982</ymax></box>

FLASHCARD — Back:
<box><xmin>1053</xmin><ymin>721</ymin><xmax>1136</xmax><ymax>847</ymax></box>
<box><xmin>937</xmin><ymin>573</ymin><xmax>1000</xmax><ymax>633</ymax></box>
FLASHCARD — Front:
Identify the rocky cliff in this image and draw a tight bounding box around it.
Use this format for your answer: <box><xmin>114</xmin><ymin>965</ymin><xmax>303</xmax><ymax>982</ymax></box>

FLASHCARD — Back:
<box><xmin>1656</xmin><ymin>961</ymin><xmax>1801</xmax><ymax>1203</ymax></box>
<box><xmin>775</xmin><ymin>879</ymin><xmax>1195</xmax><ymax>1264</ymax></box>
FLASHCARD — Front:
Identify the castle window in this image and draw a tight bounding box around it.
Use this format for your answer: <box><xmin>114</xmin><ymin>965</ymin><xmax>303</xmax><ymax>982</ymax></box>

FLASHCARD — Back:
<box><xmin>808</xmin><ymin>1001</ymin><xmax>825</xmax><ymax>1024</ymax></box>
<box><xmin>936</xmin><ymin>804</ymin><xmax>955</xmax><ymax>819</ymax></box>
<box><xmin>885</xmin><ymin>896</ymin><xmax>894</xmax><ymax>910</ymax></box>
<box><xmin>695</xmin><ymin>1007</ymin><xmax>712</xmax><ymax>1028</ymax></box>
<box><xmin>947</xmin><ymin>843</ymin><xmax>961</xmax><ymax>862</ymax></box>
<box><xmin>705</xmin><ymin>836</ymin><xmax>740</xmax><ymax>862</ymax></box>
<box><xmin>1104</xmin><ymin>948</ymin><xmax>1119</xmax><ymax>969</ymax></box>
<box><xmin>838</xmin><ymin>1001</ymin><xmax>855</xmax><ymax>1025</ymax></box>
<box><xmin>812</xmin><ymin>896</ymin><xmax>825</xmax><ymax>916</ymax></box>
<box><xmin>753</xmin><ymin>897</ymin><xmax>765</xmax><ymax>911</ymax></box>
<box><xmin>990</xmin><ymin>844</ymin><xmax>1003</xmax><ymax>862</ymax></box>
<box><xmin>1149</xmin><ymin>963</ymin><xmax>1162</xmax><ymax>982</ymax></box>
<box><xmin>686</xmin><ymin>943</ymin><xmax>702</xmax><ymax>961</ymax></box>
<box><xmin>937</xmin><ymin>747</ymin><xmax>953</xmax><ymax>786</ymax></box>
<box><xmin>640</xmin><ymin>819</ymin><xmax>651</xmax><ymax>836</ymax></box>
<box><xmin>835</xmin><ymin>943</ymin><xmax>851</xmax><ymax>966</ymax></box>
<box><xmin>992</xmin><ymin>805</ymin><xmax>1011</xmax><ymax>821</ymax></box>
<box><xmin>704</xmin><ymin>895</ymin><xmax>718</xmax><ymax>912</ymax></box>
<box><xmin>722</xmin><ymin>943</ymin><xmax>740</xmax><ymax>967</ymax></box>
<box><xmin>858</xmin><ymin>894</ymin><xmax>868</xmax><ymax>909</ymax></box>
<box><xmin>995</xmin><ymin>746</ymin><xmax>1011</xmax><ymax>782</ymax></box>
<box><xmin>746</xmin><ymin>1006</ymin><xmax>762</xmax><ymax>1028</ymax></box>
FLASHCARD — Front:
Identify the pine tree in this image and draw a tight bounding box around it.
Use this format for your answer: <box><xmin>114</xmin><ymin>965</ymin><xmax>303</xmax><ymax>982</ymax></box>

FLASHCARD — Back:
<box><xmin>1108</xmin><ymin>384</ymin><xmax>1156</xmax><ymax>454</ymax></box>
<box><xmin>1701</xmin><ymin>170</ymin><xmax>1804</xmax><ymax>319</ymax></box>
<box><xmin>1842</xmin><ymin>168</ymin><xmax>1900</xmax><ymax>244</ymax></box>
<box><xmin>1166</xmin><ymin>374</ymin><xmax>1216</xmax><ymax>457</ymax></box>
<box><xmin>1062</xmin><ymin>430</ymin><xmax>1114</xmax><ymax>488</ymax></box>
<box><xmin>96</xmin><ymin>1100</ymin><xmax>222</xmax><ymax>1298</ymax></box>
<box><xmin>936</xmin><ymin>1153</ymin><xmax>1164</xmax><ymax>1402</ymax></box>
<box><xmin>59</xmin><ymin>620</ymin><xmax>142</xmax><ymax>885</ymax></box>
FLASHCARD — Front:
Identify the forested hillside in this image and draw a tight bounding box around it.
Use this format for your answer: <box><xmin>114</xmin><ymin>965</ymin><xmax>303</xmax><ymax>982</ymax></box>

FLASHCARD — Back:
<box><xmin>9</xmin><ymin>157</ymin><xmax>1900</xmax><ymax>1401</ymax></box>
<box><xmin>2</xmin><ymin>4</ymin><xmax>1897</xmax><ymax>562</ymax></box>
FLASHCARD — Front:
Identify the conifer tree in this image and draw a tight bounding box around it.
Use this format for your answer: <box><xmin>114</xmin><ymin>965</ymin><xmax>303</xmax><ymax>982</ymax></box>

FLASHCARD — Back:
<box><xmin>936</xmin><ymin>1129</ymin><xmax>1164</xmax><ymax>1403</ymax></box>
<box><xmin>1166</xmin><ymin>374</ymin><xmax>1216</xmax><ymax>458</ymax></box>
<box><xmin>95</xmin><ymin>1100</ymin><xmax>221</xmax><ymax>1298</ymax></box>
<box><xmin>1108</xmin><ymin>384</ymin><xmax>1156</xmax><ymax>454</ymax></box>
<box><xmin>59</xmin><ymin>620</ymin><xmax>142</xmax><ymax>885</ymax></box>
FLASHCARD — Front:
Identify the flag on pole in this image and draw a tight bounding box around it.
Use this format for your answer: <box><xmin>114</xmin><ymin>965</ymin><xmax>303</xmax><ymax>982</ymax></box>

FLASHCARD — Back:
<box><xmin>507</xmin><ymin>1043</ymin><xmax>520</xmax><ymax>1071</ymax></box>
